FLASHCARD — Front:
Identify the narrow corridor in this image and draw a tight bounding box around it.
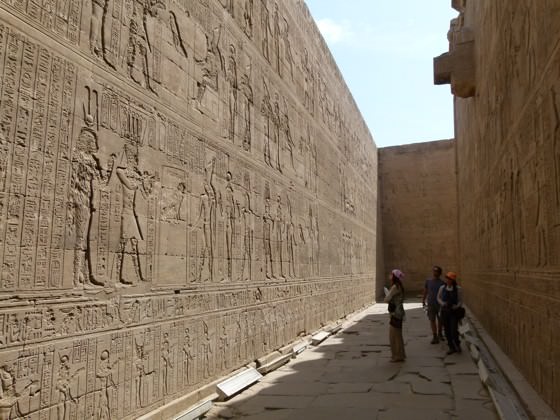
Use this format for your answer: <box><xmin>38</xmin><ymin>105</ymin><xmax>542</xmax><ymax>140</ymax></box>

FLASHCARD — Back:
<box><xmin>205</xmin><ymin>303</ymin><xmax>498</xmax><ymax>420</ymax></box>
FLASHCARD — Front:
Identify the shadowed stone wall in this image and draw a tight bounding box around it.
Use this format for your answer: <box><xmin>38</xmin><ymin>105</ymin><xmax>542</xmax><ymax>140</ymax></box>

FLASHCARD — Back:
<box><xmin>0</xmin><ymin>0</ymin><xmax>377</xmax><ymax>417</ymax></box>
<box><xmin>379</xmin><ymin>140</ymin><xmax>458</xmax><ymax>294</ymax></box>
<box><xmin>436</xmin><ymin>0</ymin><xmax>560</xmax><ymax>414</ymax></box>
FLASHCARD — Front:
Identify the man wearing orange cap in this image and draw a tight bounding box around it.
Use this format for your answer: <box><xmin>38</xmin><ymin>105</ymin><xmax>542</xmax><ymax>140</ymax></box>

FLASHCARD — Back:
<box><xmin>437</xmin><ymin>272</ymin><xmax>463</xmax><ymax>354</ymax></box>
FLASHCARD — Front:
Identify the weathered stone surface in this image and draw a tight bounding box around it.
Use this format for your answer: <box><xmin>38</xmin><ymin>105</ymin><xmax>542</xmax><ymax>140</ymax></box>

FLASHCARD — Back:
<box><xmin>379</xmin><ymin>140</ymin><xmax>458</xmax><ymax>293</ymax></box>
<box><xmin>435</xmin><ymin>1</ymin><xmax>560</xmax><ymax>416</ymax></box>
<box><xmin>0</xmin><ymin>0</ymin><xmax>377</xmax><ymax>418</ymax></box>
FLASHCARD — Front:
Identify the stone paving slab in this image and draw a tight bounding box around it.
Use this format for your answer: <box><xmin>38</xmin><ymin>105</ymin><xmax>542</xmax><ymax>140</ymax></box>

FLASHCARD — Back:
<box><xmin>377</xmin><ymin>407</ymin><xmax>452</xmax><ymax>420</ymax></box>
<box><xmin>205</xmin><ymin>303</ymin><xmax>499</xmax><ymax>420</ymax></box>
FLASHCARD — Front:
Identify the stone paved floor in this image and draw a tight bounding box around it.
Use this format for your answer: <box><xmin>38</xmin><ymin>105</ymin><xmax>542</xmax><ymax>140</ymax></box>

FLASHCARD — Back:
<box><xmin>204</xmin><ymin>303</ymin><xmax>499</xmax><ymax>420</ymax></box>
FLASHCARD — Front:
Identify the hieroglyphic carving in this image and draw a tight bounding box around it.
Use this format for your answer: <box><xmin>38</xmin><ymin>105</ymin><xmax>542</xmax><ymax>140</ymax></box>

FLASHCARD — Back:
<box><xmin>438</xmin><ymin>1</ymin><xmax>560</xmax><ymax>414</ymax></box>
<box><xmin>193</xmin><ymin>159</ymin><xmax>217</xmax><ymax>283</ymax></box>
<box><xmin>239</xmin><ymin>66</ymin><xmax>254</xmax><ymax>151</ymax></box>
<box><xmin>0</xmin><ymin>0</ymin><xmax>377</xmax><ymax>417</ymax></box>
<box><xmin>225</xmin><ymin>44</ymin><xmax>238</xmax><ymax>143</ymax></box>
<box><xmin>242</xmin><ymin>0</ymin><xmax>253</xmax><ymax>38</ymax></box>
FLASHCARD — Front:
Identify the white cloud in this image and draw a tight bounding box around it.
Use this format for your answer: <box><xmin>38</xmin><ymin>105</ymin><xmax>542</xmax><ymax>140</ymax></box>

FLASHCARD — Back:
<box><xmin>316</xmin><ymin>18</ymin><xmax>353</xmax><ymax>44</ymax></box>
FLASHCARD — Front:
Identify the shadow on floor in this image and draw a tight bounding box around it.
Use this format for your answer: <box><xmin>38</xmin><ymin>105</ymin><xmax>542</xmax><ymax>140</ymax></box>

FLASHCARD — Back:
<box><xmin>205</xmin><ymin>304</ymin><xmax>498</xmax><ymax>420</ymax></box>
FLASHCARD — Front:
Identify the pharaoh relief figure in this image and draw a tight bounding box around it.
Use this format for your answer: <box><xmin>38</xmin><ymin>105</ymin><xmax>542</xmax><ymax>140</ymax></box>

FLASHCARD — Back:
<box><xmin>96</xmin><ymin>350</ymin><xmax>118</xmax><ymax>420</ymax></box>
<box><xmin>262</xmin><ymin>192</ymin><xmax>274</xmax><ymax>279</ymax></box>
<box><xmin>70</xmin><ymin>113</ymin><xmax>107</xmax><ymax>288</ymax></box>
<box><xmin>261</xmin><ymin>79</ymin><xmax>274</xmax><ymax>167</ymax></box>
<box><xmin>242</xmin><ymin>0</ymin><xmax>253</xmax><ymax>38</ymax></box>
<box><xmin>239</xmin><ymin>66</ymin><xmax>254</xmax><ymax>151</ymax></box>
<box><xmin>239</xmin><ymin>191</ymin><xmax>254</xmax><ymax>281</ymax></box>
<box><xmin>196</xmin><ymin>27</ymin><xmax>224</xmax><ymax>112</ymax></box>
<box><xmin>126</xmin><ymin>0</ymin><xmax>164</xmax><ymax>93</ymax></box>
<box><xmin>192</xmin><ymin>159</ymin><xmax>217</xmax><ymax>282</ymax></box>
<box><xmin>56</xmin><ymin>355</ymin><xmax>84</xmax><ymax>420</ymax></box>
<box><xmin>115</xmin><ymin>143</ymin><xmax>146</xmax><ymax>285</ymax></box>
<box><xmin>1</xmin><ymin>364</ymin><xmax>40</xmax><ymax>420</ymax></box>
<box><xmin>286</xmin><ymin>198</ymin><xmax>297</xmax><ymax>278</ymax></box>
<box><xmin>226</xmin><ymin>45</ymin><xmax>238</xmax><ymax>143</ymax></box>
<box><xmin>224</xmin><ymin>172</ymin><xmax>236</xmax><ymax>281</ymax></box>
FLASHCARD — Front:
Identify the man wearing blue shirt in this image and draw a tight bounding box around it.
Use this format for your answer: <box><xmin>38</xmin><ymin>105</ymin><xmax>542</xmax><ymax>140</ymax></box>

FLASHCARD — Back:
<box><xmin>422</xmin><ymin>266</ymin><xmax>445</xmax><ymax>344</ymax></box>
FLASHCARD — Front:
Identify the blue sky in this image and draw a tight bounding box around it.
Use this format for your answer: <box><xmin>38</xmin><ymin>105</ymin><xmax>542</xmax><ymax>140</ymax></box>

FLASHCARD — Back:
<box><xmin>305</xmin><ymin>1</ymin><xmax>457</xmax><ymax>148</ymax></box>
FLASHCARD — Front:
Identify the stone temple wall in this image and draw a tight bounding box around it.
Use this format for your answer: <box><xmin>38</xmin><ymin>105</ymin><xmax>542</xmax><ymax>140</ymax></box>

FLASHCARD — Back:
<box><xmin>0</xmin><ymin>0</ymin><xmax>377</xmax><ymax>417</ymax></box>
<box><xmin>379</xmin><ymin>140</ymin><xmax>458</xmax><ymax>294</ymax></box>
<box><xmin>438</xmin><ymin>0</ymin><xmax>560</xmax><ymax>414</ymax></box>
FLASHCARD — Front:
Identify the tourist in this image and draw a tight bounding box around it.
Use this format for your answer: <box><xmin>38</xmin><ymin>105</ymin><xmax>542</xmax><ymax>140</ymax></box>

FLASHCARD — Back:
<box><xmin>437</xmin><ymin>272</ymin><xmax>463</xmax><ymax>354</ymax></box>
<box><xmin>422</xmin><ymin>266</ymin><xmax>445</xmax><ymax>343</ymax></box>
<box><xmin>384</xmin><ymin>269</ymin><xmax>406</xmax><ymax>362</ymax></box>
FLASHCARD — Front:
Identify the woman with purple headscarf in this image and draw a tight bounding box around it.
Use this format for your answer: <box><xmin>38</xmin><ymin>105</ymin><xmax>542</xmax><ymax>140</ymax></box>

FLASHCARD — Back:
<box><xmin>384</xmin><ymin>269</ymin><xmax>406</xmax><ymax>362</ymax></box>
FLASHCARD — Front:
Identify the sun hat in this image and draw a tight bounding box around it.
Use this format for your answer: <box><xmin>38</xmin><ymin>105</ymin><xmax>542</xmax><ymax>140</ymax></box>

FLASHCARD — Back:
<box><xmin>391</xmin><ymin>269</ymin><xmax>404</xmax><ymax>280</ymax></box>
<box><xmin>445</xmin><ymin>271</ymin><xmax>457</xmax><ymax>281</ymax></box>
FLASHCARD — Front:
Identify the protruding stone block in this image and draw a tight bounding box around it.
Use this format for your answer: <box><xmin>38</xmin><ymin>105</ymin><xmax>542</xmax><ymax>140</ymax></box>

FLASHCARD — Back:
<box><xmin>311</xmin><ymin>331</ymin><xmax>330</xmax><ymax>345</ymax></box>
<box><xmin>216</xmin><ymin>368</ymin><xmax>263</xmax><ymax>400</ymax></box>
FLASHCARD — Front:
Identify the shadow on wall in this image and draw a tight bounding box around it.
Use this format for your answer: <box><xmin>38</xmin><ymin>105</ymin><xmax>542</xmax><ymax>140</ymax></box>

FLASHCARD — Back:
<box><xmin>205</xmin><ymin>304</ymin><xmax>496</xmax><ymax>419</ymax></box>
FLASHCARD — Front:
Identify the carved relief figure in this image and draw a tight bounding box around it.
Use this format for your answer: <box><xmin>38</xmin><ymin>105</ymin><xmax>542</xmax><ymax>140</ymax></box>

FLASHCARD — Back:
<box><xmin>224</xmin><ymin>172</ymin><xmax>236</xmax><ymax>281</ymax></box>
<box><xmin>302</xmin><ymin>49</ymin><xmax>314</xmax><ymax>114</ymax></box>
<box><xmin>303</xmin><ymin>124</ymin><xmax>317</xmax><ymax>191</ymax></box>
<box><xmin>272</xmin><ymin>93</ymin><xmax>282</xmax><ymax>172</ymax></box>
<box><xmin>239</xmin><ymin>192</ymin><xmax>254</xmax><ymax>281</ymax></box>
<box><xmin>219</xmin><ymin>325</ymin><xmax>228</xmax><ymax>370</ymax></box>
<box><xmin>193</xmin><ymin>159</ymin><xmax>217</xmax><ymax>282</ymax></box>
<box><xmin>161</xmin><ymin>333</ymin><xmax>173</xmax><ymax>395</ymax></box>
<box><xmin>70</xmin><ymin>114</ymin><xmax>106</xmax><ymax>287</ymax></box>
<box><xmin>281</xmin><ymin>18</ymin><xmax>294</xmax><ymax>80</ymax></box>
<box><xmin>274</xmin><ymin>194</ymin><xmax>285</xmax><ymax>279</ymax></box>
<box><xmin>263</xmin><ymin>194</ymin><xmax>274</xmax><ymax>279</ymax></box>
<box><xmin>226</xmin><ymin>45</ymin><xmax>238</xmax><ymax>143</ymax></box>
<box><xmin>116</xmin><ymin>143</ymin><xmax>145</xmax><ymax>285</ymax></box>
<box><xmin>308</xmin><ymin>205</ymin><xmax>319</xmax><ymax>276</ymax></box>
<box><xmin>261</xmin><ymin>0</ymin><xmax>271</xmax><ymax>61</ymax></box>
<box><xmin>56</xmin><ymin>355</ymin><xmax>83</xmax><ymax>420</ymax></box>
<box><xmin>89</xmin><ymin>0</ymin><xmax>108</xmax><ymax>59</ymax></box>
<box><xmin>240</xmin><ymin>69</ymin><xmax>254</xmax><ymax>151</ymax></box>
<box><xmin>0</xmin><ymin>364</ymin><xmax>40</xmax><ymax>420</ymax></box>
<box><xmin>261</xmin><ymin>79</ymin><xmax>273</xmax><ymax>167</ymax></box>
<box><xmin>169</xmin><ymin>11</ymin><xmax>189</xmax><ymax>59</ymax></box>
<box><xmin>280</xmin><ymin>97</ymin><xmax>295</xmax><ymax>170</ymax></box>
<box><xmin>96</xmin><ymin>350</ymin><xmax>118</xmax><ymax>420</ymax></box>
<box><xmin>196</xmin><ymin>27</ymin><xmax>224</xmax><ymax>112</ymax></box>
<box><xmin>162</xmin><ymin>182</ymin><xmax>187</xmax><ymax>221</ymax></box>
<box><xmin>242</xmin><ymin>0</ymin><xmax>253</xmax><ymax>38</ymax></box>
<box><xmin>126</xmin><ymin>0</ymin><xmax>163</xmax><ymax>93</ymax></box>
<box><xmin>220</xmin><ymin>0</ymin><xmax>234</xmax><ymax>16</ymax></box>
<box><xmin>134</xmin><ymin>338</ymin><xmax>153</xmax><ymax>408</ymax></box>
<box><xmin>272</xmin><ymin>3</ymin><xmax>281</xmax><ymax>75</ymax></box>
<box><xmin>182</xmin><ymin>328</ymin><xmax>194</xmax><ymax>385</ymax></box>
<box><xmin>0</xmin><ymin>128</ymin><xmax>8</xmax><ymax>192</ymax></box>
<box><xmin>286</xmin><ymin>198</ymin><xmax>297</xmax><ymax>278</ymax></box>
<box><xmin>201</xmin><ymin>326</ymin><xmax>212</xmax><ymax>379</ymax></box>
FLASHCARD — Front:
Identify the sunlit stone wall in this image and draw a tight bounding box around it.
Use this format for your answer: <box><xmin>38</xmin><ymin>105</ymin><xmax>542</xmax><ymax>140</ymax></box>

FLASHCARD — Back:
<box><xmin>439</xmin><ymin>0</ymin><xmax>560</xmax><ymax>414</ymax></box>
<box><xmin>0</xmin><ymin>0</ymin><xmax>377</xmax><ymax>417</ymax></box>
<box><xmin>379</xmin><ymin>140</ymin><xmax>458</xmax><ymax>294</ymax></box>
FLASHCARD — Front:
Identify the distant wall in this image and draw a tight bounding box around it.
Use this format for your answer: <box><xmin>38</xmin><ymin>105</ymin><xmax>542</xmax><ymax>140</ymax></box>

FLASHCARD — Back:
<box><xmin>379</xmin><ymin>140</ymin><xmax>458</xmax><ymax>294</ymax></box>
<box><xmin>441</xmin><ymin>0</ymin><xmax>560</xmax><ymax>414</ymax></box>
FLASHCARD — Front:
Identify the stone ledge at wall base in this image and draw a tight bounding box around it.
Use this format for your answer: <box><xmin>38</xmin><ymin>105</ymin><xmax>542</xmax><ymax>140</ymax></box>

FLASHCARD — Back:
<box><xmin>173</xmin><ymin>398</ymin><xmax>214</xmax><ymax>420</ymax></box>
<box><xmin>257</xmin><ymin>353</ymin><xmax>292</xmax><ymax>375</ymax></box>
<box><xmin>216</xmin><ymin>368</ymin><xmax>263</xmax><ymax>400</ymax></box>
<box><xmin>461</xmin><ymin>309</ymin><xmax>558</xmax><ymax>420</ymax></box>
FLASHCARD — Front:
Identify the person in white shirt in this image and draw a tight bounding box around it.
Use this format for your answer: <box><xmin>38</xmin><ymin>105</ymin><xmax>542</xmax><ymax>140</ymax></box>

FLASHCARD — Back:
<box><xmin>384</xmin><ymin>269</ymin><xmax>406</xmax><ymax>362</ymax></box>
